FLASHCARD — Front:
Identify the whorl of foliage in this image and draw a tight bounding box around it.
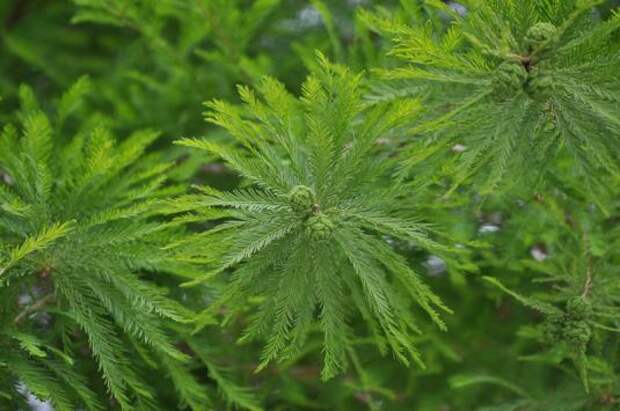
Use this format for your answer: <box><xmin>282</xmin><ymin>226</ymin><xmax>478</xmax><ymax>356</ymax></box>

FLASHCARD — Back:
<box><xmin>0</xmin><ymin>81</ymin><xmax>207</xmax><ymax>410</ymax></box>
<box><xmin>176</xmin><ymin>56</ymin><xmax>455</xmax><ymax>380</ymax></box>
<box><xmin>372</xmin><ymin>0</ymin><xmax>620</xmax><ymax>193</ymax></box>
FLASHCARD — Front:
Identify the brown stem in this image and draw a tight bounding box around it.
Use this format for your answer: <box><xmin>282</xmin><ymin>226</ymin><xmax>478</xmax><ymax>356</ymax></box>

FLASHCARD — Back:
<box><xmin>580</xmin><ymin>229</ymin><xmax>593</xmax><ymax>299</ymax></box>
<box><xmin>14</xmin><ymin>293</ymin><xmax>55</xmax><ymax>325</ymax></box>
<box><xmin>581</xmin><ymin>255</ymin><xmax>593</xmax><ymax>299</ymax></box>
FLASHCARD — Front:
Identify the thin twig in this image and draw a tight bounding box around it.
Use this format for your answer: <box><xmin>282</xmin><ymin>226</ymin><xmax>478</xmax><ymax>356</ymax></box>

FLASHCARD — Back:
<box><xmin>14</xmin><ymin>293</ymin><xmax>55</xmax><ymax>325</ymax></box>
<box><xmin>581</xmin><ymin>229</ymin><xmax>593</xmax><ymax>299</ymax></box>
<box><xmin>582</xmin><ymin>255</ymin><xmax>593</xmax><ymax>299</ymax></box>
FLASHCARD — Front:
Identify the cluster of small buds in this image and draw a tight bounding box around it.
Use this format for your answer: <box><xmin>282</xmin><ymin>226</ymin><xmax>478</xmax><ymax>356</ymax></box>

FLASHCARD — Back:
<box><xmin>566</xmin><ymin>297</ymin><xmax>593</xmax><ymax>321</ymax></box>
<box><xmin>526</xmin><ymin>68</ymin><xmax>555</xmax><ymax>100</ymax></box>
<box><xmin>492</xmin><ymin>62</ymin><xmax>528</xmax><ymax>101</ymax></box>
<box><xmin>287</xmin><ymin>185</ymin><xmax>335</xmax><ymax>241</ymax></box>
<box><xmin>305</xmin><ymin>213</ymin><xmax>335</xmax><ymax>241</ymax></box>
<box><xmin>287</xmin><ymin>185</ymin><xmax>316</xmax><ymax>212</ymax></box>
<box><xmin>492</xmin><ymin>63</ymin><xmax>555</xmax><ymax>102</ymax></box>
<box><xmin>524</xmin><ymin>22</ymin><xmax>558</xmax><ymax>51</ymax></box>
<box><xmin>492</xmin><ymin>22</ymin><xmax>559</xmax><ymax>101</ymax></box>
<box><xmin>542</xmin><ymin>297</ymin><xmax>592</xmax><ymax>350</ymax></box>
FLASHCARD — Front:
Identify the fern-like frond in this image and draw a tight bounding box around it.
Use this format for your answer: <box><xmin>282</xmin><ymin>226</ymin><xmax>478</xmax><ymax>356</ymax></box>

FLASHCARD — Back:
<box><xmin>374</xmin><ymin>1</ymin><xmax>620</xmax><ymax>193</ymax></box>
<box><xmin>178</xmin><ymin>55</ymin><xmax>455</xmax><ymax>378</ymax></box>
<box><xmin>0</xmin><ymin>79</ymin><xmax>210</xmax><ymax>409</ymax></box>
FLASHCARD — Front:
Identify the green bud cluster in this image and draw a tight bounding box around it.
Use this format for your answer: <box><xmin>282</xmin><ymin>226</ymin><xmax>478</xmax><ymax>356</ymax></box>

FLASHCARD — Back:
<box><xmin>566</xmin><ymin>297</ymin><xmax>593</xmax><ymax>321</ymax></box>
<box><xmin>564</xmin><ymin>321</ymin><xmax>592</xmax><ymax>347</ymax></box>
<box><xmin>526</xmin><ymin>68</ymin><xmax>555</xmax><ymax>100</ymax></box>
<box><xmin>525</xmin><ymin>22</ymin><xmax>558</xmax><ymax>50</ymax></box>
<box><xmin>305</xmin><ymin>213</ymin><xmax>335</xmax><ymax>241</ymax></box>
<box><xmin>492</xmin><ymin>22</ymin><xmax>558</xmax><ymax>102</ymax></box>
<box><xmin>542</xmin><ymin>313</ymin><xmax>565</xmax><ymax>344</ymax></box>
<box><xmin>287</xmin><ymin>185</ymin><xmax>316</xmax><ymax>212</ymax></box>
<box><xmin>493</xmin><ymin>62</ymin><xmax>528</xmax><ymax>100</ymax></box>
<box><xmin>542</xmin><ymin>298</ymin><xmax>592</xmax><ymax>351</ymax></box>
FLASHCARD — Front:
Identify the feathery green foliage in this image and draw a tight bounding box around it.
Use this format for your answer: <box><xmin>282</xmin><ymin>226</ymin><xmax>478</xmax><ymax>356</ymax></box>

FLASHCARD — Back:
<box><xmin>372</xmin><ymin>0</ymin><xmax>620</xmax><ymax>193</ymax></box>
<box><xmin>0</xmin><ymin>80</ymin><xmax>205</xmax><ymax>410</ymax></box>
<box><xmin>176</xmin><ymin>56</ymin><xmax>455</xmax><ymax>380</ymax></box>
<box><xmin>2</xmin><ymin>1</ymin><xmax>620</xmax><ymax>410</ymax></box>
<box><xmin>483</xmin><ymin>182</ymin><xmax>620</xmax><ymax>394</ymax></box>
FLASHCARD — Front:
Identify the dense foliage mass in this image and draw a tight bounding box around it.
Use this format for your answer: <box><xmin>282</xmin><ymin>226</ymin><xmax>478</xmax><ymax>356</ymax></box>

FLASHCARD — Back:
<box><xmin>1</xmin><ymin>1</ymin><xmax>620</xmax><ymax>410</ymax></box>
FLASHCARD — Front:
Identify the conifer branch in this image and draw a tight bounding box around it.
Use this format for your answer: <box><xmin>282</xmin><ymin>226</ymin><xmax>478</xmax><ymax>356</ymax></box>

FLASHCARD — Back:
<box><xmin>178</xmin><ymin>54</ymin><xmax>455</xmax><ymax>378</ymax></box>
